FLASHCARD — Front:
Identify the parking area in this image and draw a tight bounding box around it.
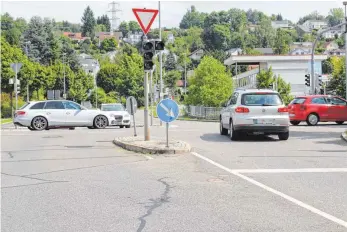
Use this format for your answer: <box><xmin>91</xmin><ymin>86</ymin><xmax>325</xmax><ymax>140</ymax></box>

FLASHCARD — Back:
<box><xmin>1</xmin><ymin>120</ymin><xmax>347</xmax><ymax>231</ymax></box>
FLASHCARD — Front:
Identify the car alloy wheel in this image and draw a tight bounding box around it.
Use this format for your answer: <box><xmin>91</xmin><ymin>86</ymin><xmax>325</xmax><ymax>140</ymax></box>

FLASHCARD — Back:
<box><xmin>307</xmin><ymin>113</ymin><xmax>319</xmax><ymax>126</ymax></box>
<box><xmin>32</xmin><ymin>116</ymin><xmax>48</xmax><ymax>131</ymax></box>
<box><xmin>220</xmin><ymin>119</ymin><xmax>228</xmax><ymax>135</ymax></box>
<box><xmin>94</xmin><ymin>115</ymin><xmax>108</xmax><ymax>129</ymax></box>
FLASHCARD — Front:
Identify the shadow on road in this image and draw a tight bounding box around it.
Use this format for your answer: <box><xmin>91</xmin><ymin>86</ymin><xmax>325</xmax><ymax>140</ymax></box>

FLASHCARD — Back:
<box><xmin>289</xmin><ymin>131</ymin><xmax>343</xmax><ymax>140</ymax></box>
<box><xmin>200</xmin><ymin>133</ymin><xmax>277</xmax><ymax>143</ymax></box>
<box><xmin>315</xmin><ymin>139</ymin><xmax>347</xmax><ymax>147</ymax></box>
<box><xmin>293</xmin><ymin>123</ymin><xmax>347</xmax><ymax>129</ymax></box>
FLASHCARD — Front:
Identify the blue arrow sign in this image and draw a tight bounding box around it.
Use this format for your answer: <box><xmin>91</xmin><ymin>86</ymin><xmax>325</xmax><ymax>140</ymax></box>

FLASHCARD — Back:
<box><xmin>156</xmin><ymin>98</ymin><xmax>179</xmax><ymax>123</ymax></box>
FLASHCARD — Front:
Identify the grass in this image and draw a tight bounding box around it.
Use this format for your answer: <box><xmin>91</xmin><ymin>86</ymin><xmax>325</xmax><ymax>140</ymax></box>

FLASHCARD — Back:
<box><xmin>1</xmin><ymin>118</ymin><xmax>12</xmax><ymax>124</ymax></box>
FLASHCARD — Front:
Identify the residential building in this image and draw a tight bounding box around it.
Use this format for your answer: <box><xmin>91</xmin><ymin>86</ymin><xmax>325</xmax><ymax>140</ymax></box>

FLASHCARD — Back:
<box><xmin>62</xmin><ymin>32</ymin><xmax>89</xmax><ymax>42</ymax></box>
<box><xmin>167</xmin><ymin>33</ymin><xmax>175</xmax><ymax>43</ymax></box>
<box><xmin>302</xmin><ymin>20</ymin><xmax>327</xmax><ymax>31</ymax></box>
<box><xmin>271</xmin><ymin>20</ymin><xmax>291</xmax><ymax>29</ymax></box>
<box><xmin>289</xmin><ymin>48</ymin><xmax>312</xmax><ymax>55</ymax></box>
<box><xmin>323</xmin><ymin>41</ymin><xmax>339</xmax><ymax>51</ymax></box>
<box><xmin>124</xmin><ymin>31</ymin><xmax>143</xmax><ymax>45</ymax></box>
<box><xmin>296</xmin><ymin>25</ymin><xmax>311</xmax><ymax>36</ymax></box>
<box><xmin>95</xmin><ymin>32</ymin><xmax>123</xmax><ymax>43</ymax></box>
<box><xmin>254</xmin><ymin>48</ymin><xmax>274</xmax><ymax>55</ymax></box>
<box><xmin>325</xmin><ymin>49</ymin><xmax>346</xmax><ymax>56</ymax></box>
<box><xmin>189</xmin><ymin>49</ymin><xmax>204</xmax><ymax>60</ymax></box>
<box><xmin>77</xmin><ymin>53</ymin><xmax>100</xmax><ymax>82</ymax></box>
<box><xmin>225</xmin><ymin>48</ymin><xmax>242</xmax><ymax>57</ymax></box>
<box><xmin>322</xmin><ymin>29</ymin><xmax>343</xmax><ymax>39</ymax></box>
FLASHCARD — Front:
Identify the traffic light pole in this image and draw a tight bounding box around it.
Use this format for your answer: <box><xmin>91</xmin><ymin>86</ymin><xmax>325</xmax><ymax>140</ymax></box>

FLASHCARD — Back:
<box><xmin>144</xmin><ymin>71</ymin><xmax>150</xmax><ymax>141</ymax></box>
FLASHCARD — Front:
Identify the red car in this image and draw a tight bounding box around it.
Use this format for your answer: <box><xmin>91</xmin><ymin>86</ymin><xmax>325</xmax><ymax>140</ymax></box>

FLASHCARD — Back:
<box><xmin>288</xmin><ymin>95</ymin><xmax>347</xmax><ymax>126</ymax></box>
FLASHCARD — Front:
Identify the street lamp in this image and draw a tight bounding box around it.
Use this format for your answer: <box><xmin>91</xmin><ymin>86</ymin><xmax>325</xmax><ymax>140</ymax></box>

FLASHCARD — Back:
<box><xmin>344</xmin><ymin>1</ymin><xmax>347</xmax><ymax>100</ymax></box>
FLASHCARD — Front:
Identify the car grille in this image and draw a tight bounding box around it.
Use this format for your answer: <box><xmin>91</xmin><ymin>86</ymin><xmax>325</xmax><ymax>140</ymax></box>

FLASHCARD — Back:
<box><xmin>114</xmin><ymin>115</ymin><xmax>123</xmax><ymax>122</ymax></box>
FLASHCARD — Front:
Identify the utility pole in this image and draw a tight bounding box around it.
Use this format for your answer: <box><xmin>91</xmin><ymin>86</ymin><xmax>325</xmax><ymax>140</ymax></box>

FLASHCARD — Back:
<box><xmin>159</xmin><ymin>1</ymin><xmax>163</xmax><ymax>126</ymax></box>
<box><xmin>150</xmin><ymin>69</ymin><xmax>154</xmax><ymax>126</ymax></box>
<box><xmin>144</xmin><ymin>71</ymin><xmax>150</xmax><ymax>140</ymax></box>
<box><xmin>108</xmin><ymin>1</ymin><xmax>121</xmax><ymax>34</ymax></box>
<box><xmin>24</xmin><ymin>41</ymin><xmax>31</xmax><ymax>102</ymax></box>
<box><xmin>63</xmin><ymin>53</ymin><xmax>66</xmax><ymax>99</ymax></box>
<box><xmin>184</xmin><ymin>53</ymin><xmax>187</xmax><ymax>94</ymax></box>
<box><xmin>344</xmin><ymin>1</ymin><xmax>347</xmax><ymax>100</ymax></box>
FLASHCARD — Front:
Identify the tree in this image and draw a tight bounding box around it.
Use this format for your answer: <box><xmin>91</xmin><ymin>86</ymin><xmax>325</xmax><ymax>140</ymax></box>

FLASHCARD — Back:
<box><xmin>326</xmin><ymin>8</ymin><xmax>344</xmax><ymax>27</ymax></box>
<box><xmin>185</xmin><ymin>56</ymin><xmax>233</xmax><ymax>107</ymax></box>
<box><xmin>81</xmin><ymin>6</ymin><xmax>96</xmax><ymax>37</ymax></box>
<box><xmin>164</xmin><ymin>52</ymin><xmax>177</xmax><ymax>71</ymax></box>
<box><xmin>119</xmin><ymin>21</ymin><xmax>129</xmax><ymax>37</ymax></box>
<box><xmin>89</xmin><ymin>87</ymin><xmax>119</xmax><ymax>106</ymax></box>
<box><xmin>256</xmin><ymin>67</ymin><xmax>275</xmax><ymax>89</ymax></box>
<box><xmin>164</xmin><ymin>70</ymin><xmax>181</xmax><ymax>95</ymax></box>
<box><xmin>326</xmin><ymin>56</ymin><xmax>346</xmax><ymax>98</ymax></box>
<box><xmin>273</xmin><ymin>29</ymin><xmax>291</xmax><ymax>54</ymax></box>
<box><xmin>276</xmin><ymin>14</ymin><xmax>283</xmax><ymax>21</ymax></box>
<box><xmin>179</xmin><ymin>5</ymin><xmax>207</xmax><ymax>29</ymax></box>
<box><xmin>298</xmin><ymin>11</ymin><xmax>325</xmax><ymax>25</ymax></box>
<box><xmin>101</xmin><ymin>38</ymin><xmax>118</xmax><ymax>52</ymax></box>
<box><xmin>96</xmin><ymin>14</ymin><xmax>111</xmax><ymax>32</ymax></box>
<box><xmin>276</xmin><ymin>75</ymin><xmax>293</xmax><ymax>105</ymax></box>
<box><xmin>203</xmin><ymin>24</ymin><xmax>231</xmax><ymax>51</ymax></box>
<box><xmin>128</xmin><ymin>21</ymin><xmax>141</xmax><ymax>33</ymax></box>
<box><xmin>68</xmin><ymin>70</ymin><xmax>94</xmax><ymax>102</ymax></box>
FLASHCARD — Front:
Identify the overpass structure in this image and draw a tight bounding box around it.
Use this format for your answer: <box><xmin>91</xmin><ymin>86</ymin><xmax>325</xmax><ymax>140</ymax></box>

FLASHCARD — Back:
<box><xmin>224</xmin><ymin>54</ymin><xmax>328</xmax><ymax>96</ymax></box>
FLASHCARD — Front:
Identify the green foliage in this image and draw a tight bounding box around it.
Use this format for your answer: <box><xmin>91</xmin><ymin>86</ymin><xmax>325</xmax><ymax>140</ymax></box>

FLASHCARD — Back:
<box><xmin>326</xmin><ymin>56</ymin><xmax>346</xmax><ymax>98</ymax></box>
<box><xmin>96</xmin><ymin>15</ymin><xmax>111</xmax><ymax>32</ymax></box>
<box><xmin>185</xmin><ymin>56</ymin><xmax>233</xmax><ymax>107</ymax></box>
<box><xmin>164</xmin><ymin>70</ymin><xmax>181</xmax><ymax>93</ymax></box>
<box><xmin>276</xmin><ymin>76</ymin><xmax>293</xmax><ymax>105</ymax></box>
<box><xmin>89</xmin><ymin>87</ymin><xmax>118</xmax><ymax>106</ymax></box>
<box><xmin>81</xmin><ymin>6</ymin><xmax>96</xmax><ymax>37</ymax></box>
<box><xmin>326</xmin><ymin>8</ymin><xmax>344</xmax><ymax>27</ymax></box>
<box><xmin>68</xmin><ymin>70</ymin><xmax>94</xmax><ymax>102</ymax></box>
<box><xmin>101</xmin><ymin>38</ymin><xmax>118</xmax><ymax>52</ymax></box>
<box><xmin>256</xmin><ymin>68</ymin><xmax>275</xmax><ymax>89</ymax></box>
<box><xmin>298</xmin><ymin>11</ymin><xmax>325</xmax><ymax>25</ymax></box>
<box><xmin>164</xmin><ymin>52</ymin><xmax>177</xmax><ymax>71</ymax></box>
<box><xmin>273</xmin><ymin>29</ymin><xmax>291</xmax><ymax>54</ymax></box>
<box><xmin>179</xmin><ymin>5</ymin><xmax>207</xmax><ymax>29</ymax></box>
<box><xmin>119</xmin><ymin>21</ymin><xmax>129</xmax><ymax>37</ymax></box>
<box><xmin>1</xmin><ymin>93</ymin><xmax>26</xmax><ymax>118</ymax></box>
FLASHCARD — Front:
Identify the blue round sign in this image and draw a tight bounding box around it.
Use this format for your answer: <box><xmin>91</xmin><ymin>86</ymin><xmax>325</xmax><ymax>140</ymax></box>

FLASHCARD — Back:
<box><xmin>156</xmin><ymin>98</ymin><xmax>179</xmax><ymax>123</ymax></box>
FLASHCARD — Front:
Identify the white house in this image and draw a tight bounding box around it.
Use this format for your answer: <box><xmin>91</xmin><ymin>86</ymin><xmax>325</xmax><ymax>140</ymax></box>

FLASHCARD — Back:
<box><xmin>302</xmin><ymin>20</ymin><xmax>327</xmax><ymax>31</ymax></box>
<box><xmin>167</xmin><ymin>33</ymin><xmax>175</xmax><ymax>43</ymax></box>
<box><xmin>322</xmin><ymin>29</ymin><xmax>343</xmax><ymax>39</ymax></box>
<box><xmin>225</xmin><ymin>48</ymin><xmax>242</xmax><ymax>56</ymax></box>
<box><xmin>271</xmin><ymin>20</ymin><xmax>291</xmax><ymax>29</ymax></box>
<box><xmin>124</xmin><ymin>31</ymin><xmax>143</xmax><ymax>45</ymax></box>
<box><xmin>189</xmin><ymin>49</ymin><xmax>204</xmax><ymax>60</ymax></box>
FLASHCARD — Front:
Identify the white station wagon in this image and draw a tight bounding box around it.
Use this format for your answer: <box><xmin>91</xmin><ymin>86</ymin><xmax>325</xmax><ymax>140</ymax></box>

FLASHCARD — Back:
<box><xmin>14</xmin><ymin>100</ymin><xmax>117</xmax><ymax>131</ymax></box>
<box><xmin>220</xmin><ymin>88</ymin><xmax>290</xmax><ymax>141</ymax></box>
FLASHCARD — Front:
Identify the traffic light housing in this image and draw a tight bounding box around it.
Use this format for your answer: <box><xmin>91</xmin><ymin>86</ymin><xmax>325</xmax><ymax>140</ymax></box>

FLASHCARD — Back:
<box><xmin>305</xmin><ymin>74</ymin><xmax>310</xmax><ymax>86</ymax></box>
<box><xmin>142</xmin><ymin>41</ymin><xmax>154</xmax><ymax>71</ymax></box>
<box><xmin>142</xmin><ymin>40</ymin><xmax>165</xmax><ymax>71</ymax></box>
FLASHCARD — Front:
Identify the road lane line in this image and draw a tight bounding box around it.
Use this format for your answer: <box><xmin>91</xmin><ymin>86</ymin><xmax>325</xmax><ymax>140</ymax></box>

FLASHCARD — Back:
<box><xmin>232</xmin><ymin>168</ymin><xmax>347</xmax><ymax>173</ymax></box>
<box><xmin>191</xmin><ymin>152</ymin><xmax>347</xmax><ymax>229</ymax></box>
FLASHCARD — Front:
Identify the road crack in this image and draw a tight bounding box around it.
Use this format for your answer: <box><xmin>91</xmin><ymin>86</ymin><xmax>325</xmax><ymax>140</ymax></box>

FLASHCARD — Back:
<box><xmin>136</xmin><ymin>178</ymin><xmax>172</xmax><ymax>232</ymax></box>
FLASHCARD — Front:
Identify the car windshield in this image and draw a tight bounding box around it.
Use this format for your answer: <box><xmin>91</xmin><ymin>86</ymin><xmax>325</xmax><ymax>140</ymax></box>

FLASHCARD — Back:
<box><xmin>241</xmin><ymin>93</ymin><xmax>283</xmax><ymax>106</ymax></box>
<box><xmin>101</xmin><ymin>105</ymin><xmax>124</xmax><ymax>111</ymax></box>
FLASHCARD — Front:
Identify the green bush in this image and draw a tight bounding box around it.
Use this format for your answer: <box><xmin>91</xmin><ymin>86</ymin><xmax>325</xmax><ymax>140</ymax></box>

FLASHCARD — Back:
<box><xmin>1</xmin><ymin>93</ymin><xmax>26</xmax><ymax>118</ymax></box>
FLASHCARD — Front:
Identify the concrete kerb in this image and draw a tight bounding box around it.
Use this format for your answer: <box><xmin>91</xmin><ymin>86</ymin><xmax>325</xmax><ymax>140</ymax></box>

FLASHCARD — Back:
<box><xmin>113</xmin><ymin>136</ymin><xmax>191</xmax><ymax>155</ymax></box>
<box><xmin>341</xmin><ymin>130</ymin><xmax>347</xmax><ymax>143</ymax></box>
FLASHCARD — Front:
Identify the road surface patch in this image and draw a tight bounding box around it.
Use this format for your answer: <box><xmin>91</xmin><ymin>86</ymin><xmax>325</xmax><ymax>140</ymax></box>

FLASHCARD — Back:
<box><xmin>341</xmin><ymin>131</ymin><xmax>347</xmax><ymax>143</ymax></box>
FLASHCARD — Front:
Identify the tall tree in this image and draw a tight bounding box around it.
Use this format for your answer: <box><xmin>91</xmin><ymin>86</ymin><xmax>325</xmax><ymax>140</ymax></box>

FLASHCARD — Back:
<box><xmin>119</xmin><ymin>21</ymin><xmax>129</xmax><ymax>37</ymax></box>
<box><xmin>179</xmin><ymin>5</ymin><xmax>207</xmax><ymax>29</ymax></box>
<box><xmin>81</xmin><ymin>6</ymin><xmax>96</xmax><ymax>37</ymax></box>
<box><xmin>164</xmin><ymin>52</ymin><xmax>177</xmax><ymax>71</ymax></box>
<box><xmin>326</xmin><ymin>8</ymin><xmax>344</xmax><ymax>27</ymax></box>
<box><xmin>128</xmin><ymin>21</ymin><xmax>141</xmax><ymax>33</ymax></box>
<box><xmin>185</xmin><ymin>56</ymin><xmax>233</xmax><ymax>107</ymax></box>
<box><xmin>96</xmin><ymin>14</ymin><xmax>111</xmax><ymax>32</ymax></box>
<box><xmin>273</xmin><ymin>29</ymin><xmax>291</xmax><ymax>54</ymax></box>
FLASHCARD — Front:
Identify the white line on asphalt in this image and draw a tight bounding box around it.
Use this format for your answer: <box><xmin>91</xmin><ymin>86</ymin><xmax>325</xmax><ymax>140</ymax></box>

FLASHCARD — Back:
<box><xmin>232</xmin><ymin>168</ymin><xmax>347</xmax><ymax>173</ymax></box>
<box><xmin>191</xmin><ymin>152</ymin><xmax>347</xmax><ymax>229</ymax></box>
<box><xmin>144</xmin><ymin>155</ymin><xmax>154</xmax><ymax>160</ymax></box>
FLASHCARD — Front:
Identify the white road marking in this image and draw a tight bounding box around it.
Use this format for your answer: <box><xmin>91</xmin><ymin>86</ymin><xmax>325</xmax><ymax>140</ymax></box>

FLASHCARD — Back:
<box><xmin>233</xmin><ymin>168</ymin><xmax>347</xmax><ymax>173</ymax></box>
<box><xmin>191</xmin><ymin>152</ymin><xmax>347</xmax><ymax>228</ymax></box>
<box><xmin>144</xmin><ymin>155</ymin><xmax>154</xmax><ymax>160</ymax></box>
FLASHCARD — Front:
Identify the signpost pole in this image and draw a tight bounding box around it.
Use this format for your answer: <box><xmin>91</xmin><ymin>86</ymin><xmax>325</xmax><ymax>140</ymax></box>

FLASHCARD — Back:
<box><xmin>150</xmin><ymin>70</ymin><xmax>153</xmax><ymax>126</ymax></box>
<box><xmin>159</xmin><ymin>1</ymin><xmax>163</xmax><ymax>127</ymax></box>
<box><xmin>166</xmin><ymin>122</ymin><xmax>169</xmax><ymax>147</ymax></box>
<box><xmin>130</xmin><ymin>98</ymin><xmax>137</xmax><ymax>137</ymax></box>
<box><xmin>14</xmin><ymin>68</ymin><xmax>18</xmax><ymax>111</ymax></box>
<box><xmin>144</xmin><ymin>71</ymin><xmax>150</xmax><ymax>141</ymax></box>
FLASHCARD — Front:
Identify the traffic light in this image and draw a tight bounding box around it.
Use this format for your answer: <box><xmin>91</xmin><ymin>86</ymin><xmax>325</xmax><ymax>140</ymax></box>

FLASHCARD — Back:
<box><xmin>154</xmin><ymin>41</ymin><xmax>164</xmax><ymax>50</ymax></box>
<box><xmin>142</xmin><ymin>41</ymin><xmax>154</xmax><ymax>71</ymax></box>
<box><xmin>16</xmin><ymin>85</ymin><xmax>20</xmax><ymax>94</ymax></box>
<box><xmin>318</xmin><ymin>75</ymin><xmax>323</xmax><ymax>87</ymax></box>
<box><xmin>305</xmin><ymin>74</ymin><xmax>310</xmax><ymax>86</ymax></box>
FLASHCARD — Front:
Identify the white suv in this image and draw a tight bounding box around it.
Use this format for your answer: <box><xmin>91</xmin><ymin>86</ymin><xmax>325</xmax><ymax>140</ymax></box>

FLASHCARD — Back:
<box><xmin>220</xmin><ymin>88</ymin><xmax>290</xmax><ymax>141</ymax></box>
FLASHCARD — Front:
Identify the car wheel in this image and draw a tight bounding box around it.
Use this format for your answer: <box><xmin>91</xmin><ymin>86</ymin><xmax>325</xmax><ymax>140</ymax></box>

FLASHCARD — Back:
<box><xmin>290</xmin><ymin>121</ymin><xmax>300</xmax><ymax>126</ymax></box>
<box><xmin>306</xmin><ymin>113</ymin><xmax>319</xmax><ymax>126</ymax></box>
<box><xmin>229</xmin><ymin>120</ymin><xmax>239</xmax><ymax>141</ymax></box>
<box><xmin>120</xmin><ymin>126</ymin><xmax>124</xmax><ymax>128</ymax></box>
<box><xmin>220</xmin><ymin>118</ymin><xmax>228</xmax><ymax>135</ymax></box>
<box><xmin>93</xmin><ymin>115</ymin><xmax>108</xmax><ymax>129</ymax></box>
<box><xmin>31</xmin><ymin>116</ymin><xmax>48</xmax><ymax>131</ymax></box>
<box><xmin>336</xmin><ymin>121</ymin><xmax>344</xmax><ymax>125</ymax></box>
<box><xmin>278</xmin><ymin>132</ymin><xmax>289</xmax><ymax>140</ymax></box>
<box><xmin>125</xmin><ymin>125</ymin><xmax>131</xmax><ymax>128</ymax></box>
<box><xmin>87</xmin><ymin>126</ymin><xmax>95</xmax><ymax>129</ymax></box>
<box><xmin>69</xmin><ymin>127</ymin><xmax>75</xmax><ymax>130</ymax></box>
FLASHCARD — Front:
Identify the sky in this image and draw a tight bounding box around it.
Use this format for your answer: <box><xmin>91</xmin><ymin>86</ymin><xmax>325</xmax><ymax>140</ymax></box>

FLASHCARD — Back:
<box><xmin>1</xmin><ymin>1</ymin><xmax>345</xmax><ymax>29</ymax></box>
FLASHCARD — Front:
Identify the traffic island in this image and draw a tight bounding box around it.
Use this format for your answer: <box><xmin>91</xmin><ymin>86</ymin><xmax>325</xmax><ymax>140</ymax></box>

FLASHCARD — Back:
<box><xmin>341</xmin><ymin>130</ymin><xmax>347</xmax><ymax>143</ymax></box>
<box><xmin>113</xmin><ymin>137</ymin><xmax>191</xmax><ymax>155</ymax></box>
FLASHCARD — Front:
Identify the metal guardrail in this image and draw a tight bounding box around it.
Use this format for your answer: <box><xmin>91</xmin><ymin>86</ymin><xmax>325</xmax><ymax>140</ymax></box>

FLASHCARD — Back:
<box><xmin>185</xmin><ymin>105</ymin><xmax>221</xmax><ymax>120</ymax></box>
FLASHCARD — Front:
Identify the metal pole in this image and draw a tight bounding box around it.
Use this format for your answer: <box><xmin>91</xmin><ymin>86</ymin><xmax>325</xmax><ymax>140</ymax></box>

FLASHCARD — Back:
<box><xmin>144</xmin><ymin>72</ymin><xmax>150</xmax><ymax>141</ymax></box>
<box><xmin>131</xmin><ymin>98</ymin><xmax>137</xmax><ymax>137</ymax></box>
<box><xmin>25</xmin><ymin>42</ymin><xmax>30</xmax><ymax>102</ymax></box>
<box><xmin>15</xmin><ymin>69</ymin><xmax>18</xmax><ymax>111</ymax></box>
<box><xmin>63</xmin><ymin>53</ymin><xmax>66</xmax><ymax>99</ymax></box>
<box><xmin>159</xmin><ymin>1</ymin><xmax>163</xmax><ymax>126</ymax></box>
<box><xmin>345</xmin><ymin>4</ymin><xmax>347</xmax><ymax>99</ymax></box>
<box><xmin>150</xmin><ymin>70</ymin><xmax>153</xmax><ymax>126</ymax></box>
<box><xmin>184</xmin><ymin>54</ymin><xmax>187</xmax><ymax>94</ymax></box>
<box><xmin>166</xmin><ymin>122</ymin><xmax>169</xmax><ymax>148</ymax></box>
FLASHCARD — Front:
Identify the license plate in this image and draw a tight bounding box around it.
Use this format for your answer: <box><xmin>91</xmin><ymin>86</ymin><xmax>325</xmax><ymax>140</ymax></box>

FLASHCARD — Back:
<box><xmin>253</xmin><ymin>132</ymin><xmax>264</xmax><ymax>135</ymax></box>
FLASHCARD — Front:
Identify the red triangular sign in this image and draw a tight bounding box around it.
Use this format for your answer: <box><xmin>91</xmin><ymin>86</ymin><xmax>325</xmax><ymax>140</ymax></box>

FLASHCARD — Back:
<box><xmin>132</xmin><ymin>8</ymin><xmax>159</xmax><ymax>35</ymax></box>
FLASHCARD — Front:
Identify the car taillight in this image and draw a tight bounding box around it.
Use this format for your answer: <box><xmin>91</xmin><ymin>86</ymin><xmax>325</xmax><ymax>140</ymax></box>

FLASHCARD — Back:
<box><xmin>300</xmin><ymin>105</ymin><xmax>306</xmax><ymax>111</ymax></box>
<box><xmin>278</xmin><ymin>107</ymin><xmax>288</xmax><ymax>113</ymax></box>
<box><xmin>235</xmin><ymin>107</ymin><xmax>249</xmax><ymax>113</ymax></box>
<box><xmin>16</xmin><ymin>111</ymin><xmax>26</xmax><ymax>115</ymax></box>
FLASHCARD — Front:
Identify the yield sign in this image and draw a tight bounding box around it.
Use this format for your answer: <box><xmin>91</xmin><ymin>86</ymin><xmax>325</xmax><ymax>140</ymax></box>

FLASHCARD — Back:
<box><xmin>132</xmin><ymin>8</ymin><xmax>159</xmax><ymax>35</ymax></box>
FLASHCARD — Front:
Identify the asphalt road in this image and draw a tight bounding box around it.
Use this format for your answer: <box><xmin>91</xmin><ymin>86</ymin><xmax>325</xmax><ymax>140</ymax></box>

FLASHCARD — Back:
<box><xmin>1</xmin><ymin>118</ymin><xmax>347</xmax><ymax>232</ymax></box>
